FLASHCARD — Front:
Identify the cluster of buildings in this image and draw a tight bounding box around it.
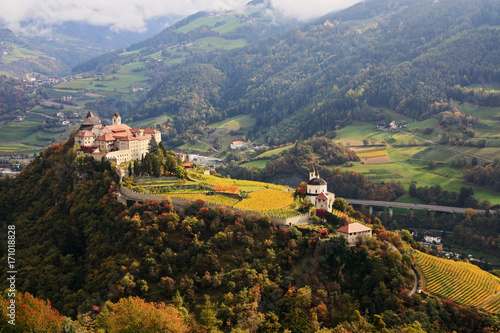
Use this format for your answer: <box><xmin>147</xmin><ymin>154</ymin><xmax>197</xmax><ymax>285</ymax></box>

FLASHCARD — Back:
<box><xmin>74</xmin><ymin>112</ymin><xmax>161</xmax><ymax>165</ymax></box>
<box><xmin>187</xmin><ymin>154</ymin><xmax>223</xmax><ymax>169</ymax></box>
<box><xmin>304</xmin><ymin>166</ymin><xmax>372</xmax><ymax>245</ymax></box>
<box><xmin>376</xmin><ymin>120</ymin><xmax>409</xmax><ymax>131</ymax></box>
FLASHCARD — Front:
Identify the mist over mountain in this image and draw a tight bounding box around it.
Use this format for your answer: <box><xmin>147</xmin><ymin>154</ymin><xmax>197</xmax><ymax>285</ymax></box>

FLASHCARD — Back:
<box><xmin>125</xmin><ymin>0</ymin><xmax>499</xmax><ymax>146</ymax></box>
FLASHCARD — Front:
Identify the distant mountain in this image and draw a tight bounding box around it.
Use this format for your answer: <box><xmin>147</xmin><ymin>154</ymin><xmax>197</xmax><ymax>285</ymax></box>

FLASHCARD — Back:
<box><xmin>54</xmin><ymin>16</ymin><xmax>183</xmax><ymax>51</ymax></box>
<box><xmin>71</xmin><ymin>2</ymin><xmax>301</xmax><ymax>74</ymax></box>
<box><xmin>127</xmin><ymin>0</ymin><xmax>499</xmax><ymax>146</ymax></box>
<box><xmin>0</xmin><ymin>16</ymin><xmax>182</xmax><ymax>77</ymax></box>
<box><xmin>0</xmin><ymin>28</ymin><xmax>104</xmax><ymax>76</ymax></box>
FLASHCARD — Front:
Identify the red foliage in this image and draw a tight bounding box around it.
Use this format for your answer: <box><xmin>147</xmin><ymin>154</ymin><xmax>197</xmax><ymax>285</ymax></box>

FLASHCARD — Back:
<box><xmin>1</xmin><ymin>292</ymin><xmax>64</xmax><ymax>332</ymax></box>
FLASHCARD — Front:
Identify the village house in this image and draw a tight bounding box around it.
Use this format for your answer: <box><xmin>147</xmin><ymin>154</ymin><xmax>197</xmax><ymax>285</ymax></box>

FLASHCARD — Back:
<box><xmin>230</xmin><ymin>141</ymin><xmax>248</xmax><ymax>149</ymax></box>
<box><xmin>337</xmin><ymin>222</ymin><xmax>373</xmax><ymax>245</ymax></box>
<box><xmin>74</xmin><ymin>111</ymin><xmax>161</xmax><ymax>165</ymax></box>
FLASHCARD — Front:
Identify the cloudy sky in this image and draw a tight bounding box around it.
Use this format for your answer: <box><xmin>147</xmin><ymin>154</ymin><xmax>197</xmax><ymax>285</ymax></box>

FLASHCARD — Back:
<box><xmin>0</xmin><ymin>0</ymin><xmax>362</xmax><ymax>33</ymax></box>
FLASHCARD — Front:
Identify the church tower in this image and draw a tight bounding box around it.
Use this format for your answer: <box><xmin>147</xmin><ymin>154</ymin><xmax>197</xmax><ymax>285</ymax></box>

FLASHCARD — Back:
<box><xmin>112</xmin><ymin>112</ymin><xmax>121</xmax><ymax>126</ymax></box>
<box><xmin>309</xmin><ymin>165</ymin><xmax>317</xmax><ymax>180</ymax></box>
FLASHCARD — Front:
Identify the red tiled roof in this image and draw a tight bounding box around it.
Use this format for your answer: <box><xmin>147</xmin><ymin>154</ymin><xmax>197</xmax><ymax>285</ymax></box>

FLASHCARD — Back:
<box><xmin>105</xmin><ymin>124</ymin><xmax>131</xmax><ymax>132</ymax></box>
<box><xmin>118</xmin><ymin>134</ymin><xmax>152</xmax><ymax>141</ymax></box>
<box><xmin>337</xmin><ymin>222</ymin><xmax>372</xmax><ymax>234</ymax></box>
<box><xmin>184</xmin><ymin>162</ymin><xmax>194</xmax><ymax>167</ymax></box>
<box><xmin>75</xmin><ymin>130</ymin><xmax>94</xmax><ymax>137</ymax></box>
<box><xmin>316</xmin><ymin>192</ymin><xmax>328</xmax><ymax>200</ymax></box>
<box><xmin>131</xmin><ymin>128</ymin><xmax>160</xmax><ymax>133</ymax></box>
<box><xmin>96</xmin><ymin>134</ymin><xmax>116</xmax><ymax>141</ymax></box>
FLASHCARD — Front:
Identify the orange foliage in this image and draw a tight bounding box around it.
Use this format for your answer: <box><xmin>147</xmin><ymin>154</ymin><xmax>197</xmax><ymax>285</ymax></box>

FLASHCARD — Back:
<box><xmin>1</xmin><ymin>291</ymin><xmax>64</xmax><ymax>332</ymax></box>
<box><xmin>213</xmin><ymin>185</ymin><xmax>240</xmax><ymax>194</ymax></box>
<box><xmin>97</xmin><ymin>297</ymin><xmax>189</xmax><ymax>332</ymax></box>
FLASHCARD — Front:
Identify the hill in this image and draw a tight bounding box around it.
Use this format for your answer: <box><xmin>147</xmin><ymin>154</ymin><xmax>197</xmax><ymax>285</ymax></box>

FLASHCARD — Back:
<box><xmin>2</xmin><ymin>139</ymin><xmax>500</xmax><ymax>330</ymax></box>
<box><xmin>0</xmin><ymin>28</ymin><xmax>108</xmax><ymax>77</ymax></box>
<box><xmin>0</xmin><ymin>139</ymin><xmax>499</xmax><ymax>331</ymax></box>
<box><xmin>71</xmin><ymin>2</ymin><xmax>299</xmax><ymax>76</ymax></box>
<box><xmin>117</xmin><ymin>0</ymin><xmax>499</xmax><ymax>148</ymax></box>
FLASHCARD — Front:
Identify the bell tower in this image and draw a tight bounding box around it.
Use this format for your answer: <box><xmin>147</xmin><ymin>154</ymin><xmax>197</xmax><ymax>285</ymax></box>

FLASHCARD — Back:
<box><xmin>112</xmin><ymin>112</ymin><xmax>121</xmax><ymax>126</ymax></box>
<box><xmin>309</xmin><ymin>165</ymin><xmax>317</xmax><ymax>180</ymax></box>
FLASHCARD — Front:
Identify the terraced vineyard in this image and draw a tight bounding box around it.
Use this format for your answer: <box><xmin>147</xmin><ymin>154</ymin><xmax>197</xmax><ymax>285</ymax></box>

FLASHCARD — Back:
<box><xmin>234</xmin><ymin>188</ymin><xmax>295</xmax><ymax>211</ymax></box>
<box><xmin>167</xmin><ymin>193</ymin><xmax>240</xmax><ymax>206</ymax></box>
<box><xmin>188</xmin><ymin>172</ymin><xmax>287</xmax><ymax>192</ymax></box>
<box><xmin>414</xmin><ymin>250</ymin><xmax>500</xmax><ymax>309</ymax></box>
<box><xmin>481</xmin><ymin>294</ymin><xmax>500</xmax><ymax>313</ymax></box>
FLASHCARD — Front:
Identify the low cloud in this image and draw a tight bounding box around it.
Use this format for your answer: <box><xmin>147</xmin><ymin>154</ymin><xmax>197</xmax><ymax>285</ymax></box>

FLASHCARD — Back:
<box><xmin>0</xmin><ymin>0</ymin><xmax>362</xmax><ymax>33</ymax></box>
<box><xmin>270</xmin><ymin>0</ymin><xmax>363</xmax><ymax>21</ymax></box>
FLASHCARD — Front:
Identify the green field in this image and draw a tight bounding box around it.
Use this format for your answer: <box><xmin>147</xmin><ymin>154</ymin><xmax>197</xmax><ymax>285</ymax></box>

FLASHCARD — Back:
<box><xmin>130</xmin><ymin>115</ymin><xmax>172</xmax><ymax>129</ymax></box>
<box><xmin>205</xmin><ymin>114</ymin><xmax>257</xmax><ymax>150</ymax></box>
<box><xmin>55</xmin><ymin>61</ymin><xmax>150</xmax><ymax>96</ymax></box>
<box><xmin>196</xmin><ymin>37</ymin><xmax>247</xmax><ymax>50</ymax></box>
<box><xmin>179</xmin><ymin>141</ymin><xmax>212</xmax><ymax>152</ymax></box>
<box><xmin>459</xmin><ymin>103</ymin><xmax>500</xmax><ymax>138</ymax></box>
<box><xmin>336</xmin><ymin>145</ymin><xmax>500</xmax><ymax>204</ymax></box>
<box><xmin>335</xmin><ymin>121</ymin><xmax>423</xmax><ymax>145</ymax></box>
<box><xmin>208</xmin><ymin>114</ymin><xmax>256</xmax><ymax>130</ymax></box>
<box><xmin>256</xmin><ymin>145</ymin><xmax>295</xmax><ymax>158</ymax></box>
<box><xmin>175</xmin><ymin>10</ymin><xmax>263</xmax><ymax>34</ymax></box>
<box><xmin>239</xmin><ymin>159</ymin><xmax>269</xmax><ymax>169</ymax></box>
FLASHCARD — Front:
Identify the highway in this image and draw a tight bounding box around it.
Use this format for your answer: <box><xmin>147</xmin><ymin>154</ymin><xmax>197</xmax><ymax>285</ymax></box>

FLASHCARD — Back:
<box><xmin>344</xmin><ymin>199</ymin><xmax>492</xmax><ymax>214</ymax></box>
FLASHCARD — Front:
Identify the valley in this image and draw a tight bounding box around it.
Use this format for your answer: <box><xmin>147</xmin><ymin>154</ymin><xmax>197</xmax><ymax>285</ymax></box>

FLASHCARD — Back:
<box><xmin>0</xmin><ymin>0</ymin><xmax>500</xmax><ymax>330</ymax></box>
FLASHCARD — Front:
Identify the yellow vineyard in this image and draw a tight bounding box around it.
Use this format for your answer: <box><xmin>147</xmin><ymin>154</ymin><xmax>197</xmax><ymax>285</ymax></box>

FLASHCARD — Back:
<box><xmin>188</xmin><ymin>172</ymin><xmax>287</xmax><ymax>192</ymax></box>
<box><xmin>356</xmin><ymin>149</ymin><xmax>388</xmax><ymax>158</ymax></box>
<box><xmin>414</xmin><ymin>250</ymin><xmax>500</xmax><ymax>310</ymax></box>
<box><xmin>234</xmin><ymin>188</ymin><xmax>294</xmax><ymax>211</ymax></box>
<box><xmin>168</xmin><ymin>193</ymin><xmax>240</xmax><ymax>206</ymax></box>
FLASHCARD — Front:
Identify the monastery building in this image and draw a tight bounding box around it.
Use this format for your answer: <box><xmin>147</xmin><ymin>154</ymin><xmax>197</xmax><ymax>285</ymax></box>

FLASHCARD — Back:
<box><xmin>74</xmin><ymin>112</ymin><xmax>161</xmax><ymax>165</ymax></box>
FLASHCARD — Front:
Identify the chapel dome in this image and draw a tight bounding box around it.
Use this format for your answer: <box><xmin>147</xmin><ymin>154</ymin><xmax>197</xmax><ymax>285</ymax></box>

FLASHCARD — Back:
<box><xmin>307</xmin><ymin>177</ymin><xmax>327</xmax><ymax>186</ymax></box>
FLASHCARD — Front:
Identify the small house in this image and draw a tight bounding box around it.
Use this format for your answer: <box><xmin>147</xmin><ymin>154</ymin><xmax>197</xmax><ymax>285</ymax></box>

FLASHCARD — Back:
<box><xmin>337</xmin><ymin>222</ymin><xmax>373</xmax><ymax>245</ymax></box>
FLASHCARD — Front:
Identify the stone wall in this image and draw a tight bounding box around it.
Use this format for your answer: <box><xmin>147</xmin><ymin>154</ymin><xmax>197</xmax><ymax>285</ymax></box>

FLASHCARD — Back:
<box><xmin>119</xmin><ymin>185</ymin><xmax>310</xmax><ymax>227</ymax></box>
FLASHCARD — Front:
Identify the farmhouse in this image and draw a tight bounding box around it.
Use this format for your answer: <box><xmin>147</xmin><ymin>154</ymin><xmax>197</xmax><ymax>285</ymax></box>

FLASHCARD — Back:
<box><xmin>337</xmin><ymin>222</ymin><xmax>373</xmax><ymax>245</ymax></box>
<box><xmin>230</xmin><ymin>141</ymin><xmax>248</xmax><ymax>149</ymax></box>
<box><xmin>74</xmin><ymin>112</ymin><xmax>161</xmax><ymax>165</ymax></box>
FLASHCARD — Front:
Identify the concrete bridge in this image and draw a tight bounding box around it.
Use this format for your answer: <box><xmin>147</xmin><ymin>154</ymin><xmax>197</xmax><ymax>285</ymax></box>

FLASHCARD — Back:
<box><xmin>345</xmin><ymin>199</ymin><xmax>492</xmax><ymax>217</ymax></box>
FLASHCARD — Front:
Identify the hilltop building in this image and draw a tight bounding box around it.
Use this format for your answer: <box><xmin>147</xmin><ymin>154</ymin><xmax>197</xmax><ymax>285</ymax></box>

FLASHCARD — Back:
<box><xmin>305</xmin><ymin>166</ymin><xmax>335</xmax><ymax>212</ymax></box>
<box><xmin>74</xmin><ymin>112</ymin><xmax>161</xmax><ymax>165</ymax></box>
<box><xmin>337</xmin><ymin>222</ymin><xmax>373</xmax><ymax>245</ymax></box>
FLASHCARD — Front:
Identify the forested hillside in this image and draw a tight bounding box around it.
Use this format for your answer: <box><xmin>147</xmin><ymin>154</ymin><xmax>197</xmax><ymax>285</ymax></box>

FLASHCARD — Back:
<box><xmin>124</xmin><ymin>0</ymin><xmax>500</xmax><ymax>146</ymax></box>
<box><xmin>0</xmin><ymin>75</ymin><xmax>30</xmax><ymax>118</ymax></box>
<box><xmin>1</xmin><ymin>139</ymin><xmax>500</xmax><ymax>331</ymax></box>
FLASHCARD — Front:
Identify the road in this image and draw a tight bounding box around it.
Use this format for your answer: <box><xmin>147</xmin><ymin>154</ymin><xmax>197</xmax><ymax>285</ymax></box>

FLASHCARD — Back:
<box><xmin>345</xmin><ymin>199</ymin><xmax>490</xmax><ymax>214</ymax></box>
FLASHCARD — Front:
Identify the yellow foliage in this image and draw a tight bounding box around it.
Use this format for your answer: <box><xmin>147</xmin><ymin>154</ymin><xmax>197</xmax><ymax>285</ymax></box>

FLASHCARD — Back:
<box><xmin>234</xmin><ymin>188</ymin><xmax>294</xmax><ymax>211</ymax></box>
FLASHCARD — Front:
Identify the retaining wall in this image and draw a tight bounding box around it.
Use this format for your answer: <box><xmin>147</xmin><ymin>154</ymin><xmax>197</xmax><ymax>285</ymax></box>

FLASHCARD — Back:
<box><xmin>119</xmin><ymin>185</ymin><xmax>310</xmax><ymax>226</ymax></box>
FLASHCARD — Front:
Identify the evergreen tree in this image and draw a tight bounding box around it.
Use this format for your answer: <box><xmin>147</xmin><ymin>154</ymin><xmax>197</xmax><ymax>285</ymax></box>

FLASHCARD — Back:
<box><xmin>149</xmin><ymin>137</ymin><xmax>159</xmax><ymax>155</ymax></box>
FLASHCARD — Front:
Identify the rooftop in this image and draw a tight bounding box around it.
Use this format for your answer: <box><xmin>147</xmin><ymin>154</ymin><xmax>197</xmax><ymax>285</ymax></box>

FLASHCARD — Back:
<box><xmin>337</xmin><ymin>222</ymin><xmax>372</xmax><ymax>234</ymax></box>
